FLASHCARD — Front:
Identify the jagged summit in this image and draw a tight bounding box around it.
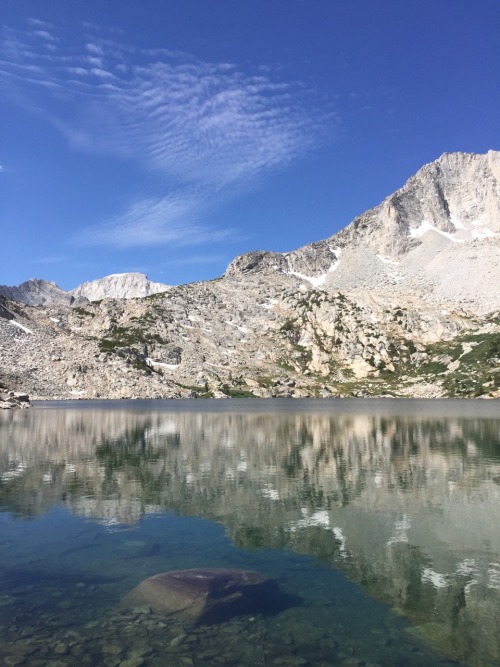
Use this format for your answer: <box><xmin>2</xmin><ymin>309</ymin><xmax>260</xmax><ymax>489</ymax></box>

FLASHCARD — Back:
<box><xmin>0</xmin><ymin>278</ymin><xmax>74</xmax><ymax>307</ymax></box>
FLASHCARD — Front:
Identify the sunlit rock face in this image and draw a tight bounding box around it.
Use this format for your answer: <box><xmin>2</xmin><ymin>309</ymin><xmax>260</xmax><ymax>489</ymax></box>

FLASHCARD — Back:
<box><xmin>70</xmin><ymin>272</ymin><xmax>170</xmax><ymax>302</ymax></box>
<box><xmin>121</xmin><ymin>568</ymin><xmax>284</xmax><ymax>624</ymax></box>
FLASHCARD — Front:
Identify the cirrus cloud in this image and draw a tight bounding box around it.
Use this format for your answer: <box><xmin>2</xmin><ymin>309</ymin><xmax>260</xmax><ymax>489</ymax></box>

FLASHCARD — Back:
<box><xmin>75</xmin><ymin>190</ymin><xmax>232</xmax><ymax>249</ymax></box>
<box><xmin>1</xmin><ymin>21</ymin><xmax>336</xmax><ymax>248</ymax></box>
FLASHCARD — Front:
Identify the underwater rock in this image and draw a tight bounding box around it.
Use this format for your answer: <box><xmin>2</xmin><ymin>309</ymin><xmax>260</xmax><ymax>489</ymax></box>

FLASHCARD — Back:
<box><xmin>121</xmin><ymin>568</ymin><xmax>286</xmax><ymax>624</ymax></box>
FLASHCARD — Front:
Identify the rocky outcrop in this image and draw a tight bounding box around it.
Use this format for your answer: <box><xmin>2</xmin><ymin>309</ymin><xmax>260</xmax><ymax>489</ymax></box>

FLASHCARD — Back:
<box><xmin>0</xmin><ymin>390</ymin><xmax>31</xmax><ymax>409</ymax></box>
<box><xmin>225</xmin><ymin>250</ymin><xmax>288</xmax><ymax>276</ymax></box>
<box><xmin>121</xmin><ymin>569</ymin><xmax>284</xmax><ymax>624</ymax></box>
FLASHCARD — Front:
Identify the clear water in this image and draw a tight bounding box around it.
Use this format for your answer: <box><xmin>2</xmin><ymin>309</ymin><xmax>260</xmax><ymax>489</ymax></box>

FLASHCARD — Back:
<box><xmin>0</xmin><ymin>398</ymin><xmax>499</xmax><ymax>667</ymax></box>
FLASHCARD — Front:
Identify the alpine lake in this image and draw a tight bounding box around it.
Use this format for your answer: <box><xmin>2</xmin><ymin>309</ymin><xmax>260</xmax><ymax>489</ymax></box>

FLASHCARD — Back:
<box><xmin>0</xmin><ymin>398</ymin><xmax>499</xmax><ymax>667</ymax></box>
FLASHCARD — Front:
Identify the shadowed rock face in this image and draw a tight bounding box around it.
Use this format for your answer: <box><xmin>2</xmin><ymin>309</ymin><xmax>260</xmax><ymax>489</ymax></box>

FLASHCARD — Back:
<box><xmin>121</xmin><ymin>568</ymin><xmax>294</xmax><ymax>624</ymax></box>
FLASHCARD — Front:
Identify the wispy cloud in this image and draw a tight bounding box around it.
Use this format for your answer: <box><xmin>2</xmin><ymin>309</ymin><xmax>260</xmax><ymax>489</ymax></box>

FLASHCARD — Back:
<box><xmin>1</xmin><ymin>21</ymin><xmax>335</xmax><ymax>248</ymax></box>
<box><xmin>75</xmin><ymin>191</ymin><xmax>233</xmax><ymax>249</ymax></box>
<box><xmin>33</xmin><ymin>255</ymin><xmax>65</xmax><ymax>264</ymax></box>
<box><xmin>27</xmin><ymin>18</ymin><xmax>55</xmax><ymax>30</ymax></box>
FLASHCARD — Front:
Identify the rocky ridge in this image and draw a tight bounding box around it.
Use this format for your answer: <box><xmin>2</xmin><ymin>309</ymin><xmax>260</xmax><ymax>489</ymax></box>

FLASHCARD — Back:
<box><xmin>0</xmin><ymin>151</ymin><xmax>499</xmax><ymax>400</ymax></box>
<box><xmin>0</xmin><ymin>272</ymin><xmax>170</xmax><ymax>306</ymax></box>
<box><xmin>228</xmin><ymin>150</ymin><xmax>500</xmax><ymax>315</ymax></box>
<box><xmin>0</xmin><ymin>278</ymin><xmax>74</xmax><ymax>307</ymax></box>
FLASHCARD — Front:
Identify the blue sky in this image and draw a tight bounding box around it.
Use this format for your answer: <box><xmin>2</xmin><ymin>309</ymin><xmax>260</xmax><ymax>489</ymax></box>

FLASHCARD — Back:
<box><xmin>1</xmin><ymin>0</ymin><xmax>499</xmax><ymax>290</ymax></box>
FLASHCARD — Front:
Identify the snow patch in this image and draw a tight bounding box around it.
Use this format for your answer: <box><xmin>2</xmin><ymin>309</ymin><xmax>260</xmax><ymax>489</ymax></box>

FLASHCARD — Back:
<box><xmin>488</xmin><ymin>563</ymin><xmax>500</xmax><ymax>590</ymax></box>
<box><xmin>261</xmin><ymin>486</ymin><xmax>280</xmax><ymax>500</ymax></box>
<box><xmin>456</xmin><ymin>558</ymin><xmax>478</xmax><ymax>577</ymax></box>
<box><xmin>9</xmin><ymin>321</ymin><xmax>33</xmax><ymax>334</ymax></box>
<box><xmin>377</xmin><ymin>255</ymin><xmax>399</xmax><ymax>266</ymax></box>
<box><xmin>146</xmin><ymin>358</ymin><xmax>179</xmax><ymax>370</ymax></box>
<box><xmin>287</xmin><ymin>509</ymin><xmax>330</xmax><ymax>533</ymax></box>
<box><xmin>1</xmin><ymin>462</ymin><xmax>27</xmax><ymax>482</ymax></box>
<box><xmin>333</xmin><ymin>527</ymin><xmax>347</xmax><ymax>556</ymax></box>
<box><xmin>287</xmin><ymin>261</ymin><xmax>340</xmax><ymax>287</ymax></box>
<box><xmin>328</xmin><ymin>245</ymin><xmax>342</xmax><ymax>256</ymax></box>
<box><xmin>409</xmin><ymin>220</ymin><xmax>464</xmax><ymax>243</ymax></box>
<box><xmin>224</xmin><ymin>320</ymin><xmax>248</xmax><ymax>333</ymax></box>
<box><xmin>422</xmin><ymin>568</ymin><xmax>449</xmax><ymax>589</ymax></box>
<box><xmin>450</xmin><ymin>215</ymin><xmax>465</xmax><ymax>229</ymax></box>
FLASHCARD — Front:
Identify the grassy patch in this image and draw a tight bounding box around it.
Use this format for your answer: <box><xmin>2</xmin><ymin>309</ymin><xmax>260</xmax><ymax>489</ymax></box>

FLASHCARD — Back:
<box><xmin>225</xmin><ymin>388</ymin><xmax>256</xmax><ymax>398</ymax></box>
<box><xmin>98</xmin><ymin>325</ymin><xmax>167</xmax><ymax>353</ymax></box>
<box><xmin>173</xmin><ymin>382</ymin><xmax>214</xmax><ymax>398</ymax></box>
<box><xmin>460</xmin><ymin>333</ymin><xmax>500</xmax><ymax>363</ymax></box>
<box><xmin>421</xmin><ymin>361</ymin><xmax>448</xmax><ymax>375</ymax></box>
<box><xmin>256</xmin><ymin>376</ymin><xmax>276</xmax><ymax>388</ymax></box>
<box><xmin>73</xmin><ymin>307</ymin><xmax>95</xmax><ymax>318</ymax></box>
<box><xmin>277</xmin><ymin>358</ymin><xmax>295</xmax><ymax>372</ymax></box>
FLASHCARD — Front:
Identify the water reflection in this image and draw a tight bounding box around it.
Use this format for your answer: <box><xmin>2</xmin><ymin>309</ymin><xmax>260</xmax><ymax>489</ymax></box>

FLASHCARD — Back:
<box><xmin>1</xmin><ymin>399</ymin><xmax>499</xmax><ymax>665</ymax></box>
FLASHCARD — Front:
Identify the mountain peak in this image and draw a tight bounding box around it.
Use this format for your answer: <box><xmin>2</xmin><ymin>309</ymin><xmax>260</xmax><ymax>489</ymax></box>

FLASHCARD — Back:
<box><xmin>70</xmin><ymin>272</ymin><xmax>171</xmax><ymax>302</ymax></box>
<box><xmin>0</xmin><ymin>273</ymin><xmax>171</xmax><ymax>306</ymax></box>
<box><xmin>0</xmin><ymin>278</ymin><xmax>72</xmax><ymax>307</ymax></box>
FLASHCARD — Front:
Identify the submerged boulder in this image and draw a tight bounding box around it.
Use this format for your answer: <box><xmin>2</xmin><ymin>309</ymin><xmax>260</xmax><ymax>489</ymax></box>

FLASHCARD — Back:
<box><xmin>121</xmin><ymin>568</ymin><xmax>291</xmax><ymax>624</ymax></box>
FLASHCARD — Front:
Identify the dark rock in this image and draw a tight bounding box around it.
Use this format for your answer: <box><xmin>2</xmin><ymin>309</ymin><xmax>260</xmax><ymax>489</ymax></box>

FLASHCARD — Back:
<box><xmin>121</xmin><ymin>568</ymin><xmax>297</xmax><ymax>624</ymax></box>
<box><xmin>225</xmin><ymin>251</ymin><xmax>287</xmax><ymax>276</ymax></box>
<box><xmin>10</xmin><ymin>392</ymin><xmax>30</xmax><ymax>403</ymax></box>
<box><xmin>0</xmin><ymin>391</ymin><xmax>31</xmax><ymax>409</ymax></box>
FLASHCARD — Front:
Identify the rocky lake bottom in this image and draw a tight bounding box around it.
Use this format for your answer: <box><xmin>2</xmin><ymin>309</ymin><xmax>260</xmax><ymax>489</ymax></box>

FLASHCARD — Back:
<box><xmin>0</xmin><ymin>398</ymin><xmax>499</xmax><ymax>666</ymax></box>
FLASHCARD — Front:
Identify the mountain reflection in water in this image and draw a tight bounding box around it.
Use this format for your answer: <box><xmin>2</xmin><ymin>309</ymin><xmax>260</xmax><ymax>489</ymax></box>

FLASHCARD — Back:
<box><xmin>0</xmin><ymin>398</ymin><xmax>499</xmax><ymax>666</ymax></box>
